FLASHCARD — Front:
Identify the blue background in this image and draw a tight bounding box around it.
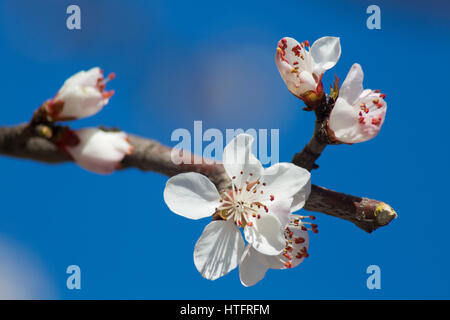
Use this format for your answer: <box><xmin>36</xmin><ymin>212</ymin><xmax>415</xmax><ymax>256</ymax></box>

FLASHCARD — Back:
<box><xmin>0</xmin><ymin>0</ymin><xmax>448</xmax><ymax>299</ymax></box>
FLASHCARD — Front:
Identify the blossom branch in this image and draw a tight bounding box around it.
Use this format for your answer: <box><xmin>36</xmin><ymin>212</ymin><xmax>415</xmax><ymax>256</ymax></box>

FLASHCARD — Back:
<box><xmin>291</xmin><ymin>96</ymin><xmax>336</xmax><ymax>171</ymax></box>
<box><xmin>0</xmin><ymin>122</ymin><xmax>396</xmax><ymax>233</ymax></box>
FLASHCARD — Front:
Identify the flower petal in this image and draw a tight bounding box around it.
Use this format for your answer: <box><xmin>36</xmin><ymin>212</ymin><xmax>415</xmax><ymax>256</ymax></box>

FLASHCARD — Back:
<box><xmin>267</xmin><ymin>197</ymin><xmax>293</xmax><ymax>228</ymax></box>
<box><xmin>262</xmin><ymin>163</ymin><xmax>311</xmax><ymax>206</ymax></box>
<box><xmin>338</xmin><ymin>63</ymin><xmax>364</xmax><ymax>105</ymax></box>
<box><xmin>310</xmin><ymin>36</ymin><xmax>341</xmax><ymax>75</ymax></box>
<box><xmin>291</xmin><ymin>178</ymin><xmax>311</xmax><ymax>212</ymax></box>
<box><xmin>194</xmin><ymin>220</ymin><xmax>245</xmax><ymax>280</ymax></box>
<box><xmin>60</xmin><ymin>67</ymin><xmax>102</xmax><ymax>91</ymax></box>
<box><xmin>222</xmin><ymin>134</ymin><xmax>263</xmax><ymax>187</ymax></box>
<box><xmin>66</xmin><ymin>128</ymin><xmax>132</xmax><ymax>174</ymax></box>
<box><xmin>259</xmin><ymin>220</ymin><xmax>309</xmax><ymax>270</ymax></box>
<box><xmin>329</xmin><ymin>64</ymin><xmax>387</xmax><ymax>144</ymax></box>
<box><xmin>239</xmin><ymin>245</ymin><xmax>268</xmax><ymax>287</ymax></box>
<box><xmin>164</xmin><ymin>172</ymin><xmax>220</xmax><ymax>220</ymax></box>
<box><xmin>244</xmin><ymin>213</ymin><xmax>285</xmax><ymax>256</ymax></box>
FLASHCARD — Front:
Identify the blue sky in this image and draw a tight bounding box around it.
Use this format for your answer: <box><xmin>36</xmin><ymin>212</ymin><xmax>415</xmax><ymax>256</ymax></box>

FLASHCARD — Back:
<box><xmin>0</xmin><ymin>0</ymin><xmax>449</xmax><ymax>299</ymax></box>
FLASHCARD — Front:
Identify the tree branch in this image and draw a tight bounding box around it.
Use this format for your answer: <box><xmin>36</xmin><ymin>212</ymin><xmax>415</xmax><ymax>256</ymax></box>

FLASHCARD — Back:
<box><xmin>0</xmin><ymin>122</ymin><xmax>396</xmax><ymax>233</ymax></box>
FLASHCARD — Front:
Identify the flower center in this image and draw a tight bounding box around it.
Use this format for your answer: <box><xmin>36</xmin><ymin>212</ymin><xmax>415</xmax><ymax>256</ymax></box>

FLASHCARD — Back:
<box><xmin>216</xmin><ymin>172</ymin><xmax>274</xmax><ymax>228</ymax></box>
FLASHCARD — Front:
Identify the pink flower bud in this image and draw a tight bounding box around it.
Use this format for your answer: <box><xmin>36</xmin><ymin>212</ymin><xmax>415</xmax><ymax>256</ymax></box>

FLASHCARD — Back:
<box><xmin>64</xmin><ymin>128</ymin><xmax>133</xmax><ymax>174</ymax></box>
<box><xmin>45</xmin><ymin>67</ymin><xmax>115</xmax><ymax>121</ymax></box>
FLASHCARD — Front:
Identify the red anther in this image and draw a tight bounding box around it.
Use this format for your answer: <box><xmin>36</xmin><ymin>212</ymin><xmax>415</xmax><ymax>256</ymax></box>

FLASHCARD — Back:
<box><xmin>296</xmin><ymin>253</ymin><xmax>303</xmax><ymax>259</ymax></box>
<box><xmin>374</xmin><ymin>89</ymin><xmax>380</xmax><ymax>93</ymax></box>
<box><xmin>358</xmin><ymin>117</ymin><xmax>365</xmax><ymax>124</ymax></box>
<box><xmin>311</xmin><ymin>224</ymin><xmax>318</xmax><ymax>228</ymax></box>
<box><xmin>237</xmin><ymin>220</ymin><xmax>242</xmax><ymax>226</ymax></box>
<box><xmin>304</xmin><ymin>40</ymin><xmax>310</xmax><ymax>47</ymax></box>
<box><xmin>293</xmin><ymin>61</ymin><xmax>299</xmax><ymax>65</ymax></box>
<box><xmin>359</xmin><ymin>111</ymin><xmax>362</xmax><ymax>116</ymax></box>
<box><xmin>102</xmin><ymin>90</ymin><xmax>115</xmax><ymax>99</ymax></box>
<box><xmin>270</xmin><ymin>195</ymin><xmax>274</xmax><ymax>201</ymax></box>
<box><xmin>284</xmin><ymin>261</ymin><xmax>292</xmax><ymax>268</ymax></box>
<box><xmin>292</xmin><ymin>45</ymin><xmax>302</xmax><ymax>57</ymax></box>
<box><xmin>232</xmin><ymin>176</ymin><xmax>236</xmax><ymax>179</ymax></box>
<box><xmin>310</xmin><ymin>215</ymin><xmax>316</xmax><ymax>220</ymax></box>
<box><xmin>380</xmin><ymin>93</ymin><xmax>386</xmax><ymax>99</ymax></box>
<box><xmin>287</xmin><ymin>246</ymin><xmax>293</xmax><ymax>252</ymax></box>
<box><xmin>257</xmin><ymin>214</ymin><xmax>261</xmax><ymax>219</ymax></box>
<box><xmin>262</xmin><ymin>182</ymin><xmax>266</xmax><ymax>186</ymax></box>
<box><xmin>247</xmin><ymin>222</ymin><xmax>253</xmax><ymax>227</ymax></box>
<box><xmin>283</xmin><ymin>253</ymin><xmax>292</xmax><ymax>260</ymax></box>
<box><xmin>264</xmin><ymin>206</ymin><xmax>268</xmax><ymax>213</ymax></box>
<box><xmin>294</xmin><ymin>237</ymin><xmax>305</xmax><ymax>244</ymax></box>
<box><xmin>371</xmin><ymin>117</ymin><xmax>382</xmax><ymax>126</ymax></box>
<box><xmin>312</xmin><ymin>228</ymin><xmax>319</xmax><ymax>234</ymax></box>
<box><xmin>373</xmin><ymin>98</ymin><xmax>379</xmax><ymax>104</ymax></box>
<box><xmin>107</xmin><ymin>72</ymin><xmax>116</xmax><ymax>80</ymax></box>
<box><xmin>301</xmin><ymin>226</ymin><xmax>307</xmax><ymax>231</ymax></box>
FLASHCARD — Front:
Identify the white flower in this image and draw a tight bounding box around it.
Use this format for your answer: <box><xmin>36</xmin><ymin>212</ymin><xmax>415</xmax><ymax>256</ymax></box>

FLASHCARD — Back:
<box><xmin>239</xmin><ymin>215</ymin><xmax>313</xmax><ymax>287</ymax></box>
<box><xmin>328</xmin><ymin>63</ymin><xmax>387</xmax><ymax>144</ymax></box>
<box><xmin>163</xmin><ymin>134</ymin><xmax>311</xmax><ymax>280</ymax></box>
<box><xmin>275</xmin><ymin>36</ymin><xmax>341</xmax><ymax>99</ymax></box>
<box><xmin>46</xmin><ymin>67</ymin><xmax>115</xmax><ymax>121</ymax></box>
<box><xmin>64</xmin><ymin>128</ymin><xmax>133</xmax><ymax>174</ymax></box>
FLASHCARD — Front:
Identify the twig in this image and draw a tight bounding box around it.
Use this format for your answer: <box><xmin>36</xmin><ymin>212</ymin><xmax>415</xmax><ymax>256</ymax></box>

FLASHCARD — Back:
<box><xmin>0</xmin><ymin>122</ymin><xmax>396</xmax><ymax>233</ymax></box>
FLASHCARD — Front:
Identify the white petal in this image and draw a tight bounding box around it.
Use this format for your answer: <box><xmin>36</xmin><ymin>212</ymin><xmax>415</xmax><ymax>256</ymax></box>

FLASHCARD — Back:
<box><xmin>310</xmin><ymin>36</ymin><xmax>341</xmax><ymax>75</ymax></box>
<box><xmin>66</xmin><ymin>128</ymin><xmax>131</xmax><ymax>174</ymax></box>
<box><xmin>194</xmin><ymin>220</ymin><xmax>245</xmax><ymax>280</ymax></box>
<box><xmin>244</xmin><ymin>213</ymin><xmax>285</xmax><ymax>256</ymax></box>
<box><xmin>57</xmin><ymin>86</ymin><xmax>105</xmax><ymax>119</ymax></box>
<box><xmin>59</xmin><ymin>67</ymin><xmax>102</xmax><ymax>93</ymax></box>
<box><xmin>329</xmin><ymin>64</ymin><xmax>387</xmax><ymax>144</ymax></box>
<box><xmin>291</xmin><ymin>178</ymin><xmax>311</xmax><ymax>212</ymax></box>
<box><xmin>239</xmin><ymin>245</ymin><xmax>268</xmax><ymax>287</ymax></box>
<box><xmin>275</xmin><ymin>37</ymin><xmax>321</xmax><ymax>97</ymax></box>
<box><xmin>267</xmin><ymin>197</ymin><xmax>292</xmax><ymax>228</ymax></box>
<box><xmin>164</xmin><ymin>172</ymin><xmax>220</xmax><ymax>220</ymax></box>
<box><xmin>262</xmin><ymin>163</ymin><xmax>311</xmax><ymax>207</ymax></box>
<box><xmin>298</xmin><ymin>71</ymin><xmax>317</xmax><ymax>92</ymax></box>
<box><xmin>339</xmin><ymin>63</ymin><xmax>364</xmax><ymax>105</ymax></box>
<box><xmin>259</xmin><ymin>222</ymin><xmax>309</xmax><ymax>270</ymax></box>
<box><xmin>222</xmin><ymin>134</ymin><xmax>263</xmax><ymax>187</ymax></box>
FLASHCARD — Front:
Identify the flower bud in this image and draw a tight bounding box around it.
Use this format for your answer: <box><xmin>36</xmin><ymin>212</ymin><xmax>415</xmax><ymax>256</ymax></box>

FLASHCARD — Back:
<box><xmin>64</xmin><ymin>128</ymin><xmax>133</xmax><ymax>174</ymax></box>
<box><xmin>45</xmin><ymin>67</ymin><xmax>115</xmax><ymax>121</ymax></box>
